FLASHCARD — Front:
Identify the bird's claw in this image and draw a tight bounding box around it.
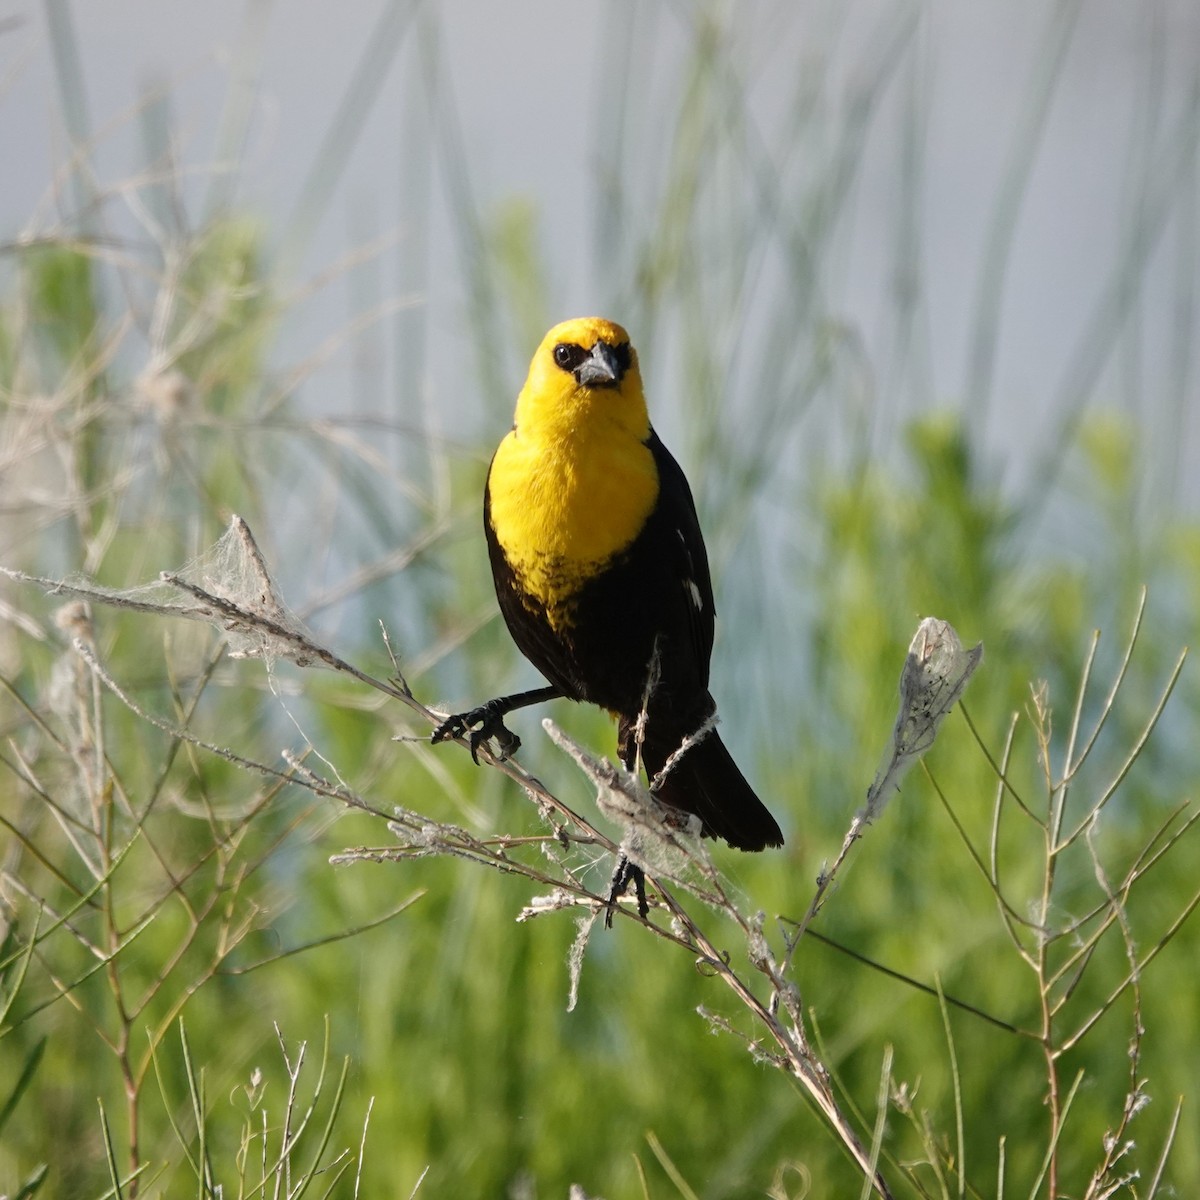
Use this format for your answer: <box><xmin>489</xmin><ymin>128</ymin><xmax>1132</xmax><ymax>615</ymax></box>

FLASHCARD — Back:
<box><xmin>605</xmin><ymin>855</ymin><xmax>649</xmax><ymax>928</ymax></box>
<box><xmin>431</xmin><ymin>704</ymin><xmax>522</xmax><ymax>764</ymax></box>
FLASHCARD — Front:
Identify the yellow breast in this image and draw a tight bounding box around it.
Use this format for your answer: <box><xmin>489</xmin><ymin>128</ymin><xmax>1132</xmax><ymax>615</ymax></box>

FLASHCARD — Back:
<box><xmin>488</xmin><ymin>420</ymin><xmax>658</xmax><ymax>628</ymax></box>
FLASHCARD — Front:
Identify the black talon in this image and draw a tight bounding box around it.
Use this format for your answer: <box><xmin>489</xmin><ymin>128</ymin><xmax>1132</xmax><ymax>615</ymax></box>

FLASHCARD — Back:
<box><xmin>605</xmin><ymin>855</ymin><xmax>649</xmax><ymax>927</ymax></box>
<box><xmin>431</xmin><ymin>703</ymin><xmax>521</xmax><ymax>763</ymax></box>
<box><xmin>430</xmin><ymin>686</ymin><xmax>561</xmax><ymax>763</ymax></box>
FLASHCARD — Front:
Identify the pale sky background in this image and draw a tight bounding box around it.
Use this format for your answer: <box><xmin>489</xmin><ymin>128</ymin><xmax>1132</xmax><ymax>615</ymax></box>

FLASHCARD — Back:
<box><xmin>4</xmin><ymin>0</ymin><xmax>1199</xmax><ymax>519</ymax></box>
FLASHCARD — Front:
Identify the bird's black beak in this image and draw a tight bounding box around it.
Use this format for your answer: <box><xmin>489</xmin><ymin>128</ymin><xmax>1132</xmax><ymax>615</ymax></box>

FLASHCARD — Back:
<box><xmin>575</xmin><ymin>341</ymin><xmax>622</xmax><ymax>388</ymax></box>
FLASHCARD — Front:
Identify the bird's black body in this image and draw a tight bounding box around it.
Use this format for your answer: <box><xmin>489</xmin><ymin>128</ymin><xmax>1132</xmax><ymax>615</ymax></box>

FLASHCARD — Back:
<box><xmin>484</xmin><ymin>429</ymin><xmax>783</xmax><ymax>853</ymax></box>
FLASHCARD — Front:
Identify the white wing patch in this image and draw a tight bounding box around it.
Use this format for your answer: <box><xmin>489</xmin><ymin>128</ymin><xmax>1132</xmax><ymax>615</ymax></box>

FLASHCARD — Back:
<box><xmin>676</xmin><ymin>529</ymin><xmax>704</xmax><ymax>612</ymax></box>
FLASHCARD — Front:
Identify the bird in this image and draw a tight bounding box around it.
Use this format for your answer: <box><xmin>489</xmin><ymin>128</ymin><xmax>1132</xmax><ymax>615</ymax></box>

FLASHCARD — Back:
<box><xmin>433</xmin><ymin>317</ymin><xmax>783</xmax><ymax>916</ymax></box>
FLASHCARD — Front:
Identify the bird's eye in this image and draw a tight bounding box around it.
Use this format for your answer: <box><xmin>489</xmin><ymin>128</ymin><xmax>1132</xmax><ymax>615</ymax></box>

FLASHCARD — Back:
<box><xmin>612</xmin><ymin>342</ymin><xmax>632</xmax><ymax>374</ymax></box>
<box><xmin>553</xmin><ymin>343</ymin><xmax>588</xmax><ymax>372</ymax></box>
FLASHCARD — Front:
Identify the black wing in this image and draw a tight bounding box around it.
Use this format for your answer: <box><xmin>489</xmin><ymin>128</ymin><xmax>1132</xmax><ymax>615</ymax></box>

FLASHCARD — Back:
<box><xmin>643</xmin><ymin>427</ymin><xmax>716</xmax><ymax>691</ymax></box>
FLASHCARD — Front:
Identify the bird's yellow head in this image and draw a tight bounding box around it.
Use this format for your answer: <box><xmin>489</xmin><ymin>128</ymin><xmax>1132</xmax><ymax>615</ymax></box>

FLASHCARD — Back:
<box><xmin>512</xmin><ymin>317</ymin><xmax>649</xmax><ymax>442</ymax></box>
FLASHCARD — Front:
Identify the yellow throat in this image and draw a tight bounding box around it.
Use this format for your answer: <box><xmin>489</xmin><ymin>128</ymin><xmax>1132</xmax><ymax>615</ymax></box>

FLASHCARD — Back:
<box><xmin>487</xmin><ymin>317</ymin><xmax>659</xmax><ymax>627</ymax></box>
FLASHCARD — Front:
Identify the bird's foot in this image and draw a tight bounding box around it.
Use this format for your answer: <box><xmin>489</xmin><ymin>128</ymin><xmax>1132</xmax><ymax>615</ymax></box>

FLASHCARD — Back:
<box><xmin>431</xmin><ymin>701</ymin><xmax>522</xmax><ymax>764</ymax></box>
<box><xmin>605</xmin><ymin>855</ymin><xmax>649</xmax><ymax>928</ymax></box>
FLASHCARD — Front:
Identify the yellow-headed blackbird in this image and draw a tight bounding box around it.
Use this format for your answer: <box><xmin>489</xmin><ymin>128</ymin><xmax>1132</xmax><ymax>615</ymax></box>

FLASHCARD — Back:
<box><xmin>434</xmin><ymin>317</ymin><xmax>784</xmax><ymax>887</ymax></box>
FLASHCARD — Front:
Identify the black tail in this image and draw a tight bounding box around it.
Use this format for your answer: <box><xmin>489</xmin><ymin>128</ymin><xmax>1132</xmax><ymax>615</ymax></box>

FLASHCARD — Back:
<box><xmin>618</xmin><ymin>711</ymin><xmax>784</xmax><ymax>851</ymax></box>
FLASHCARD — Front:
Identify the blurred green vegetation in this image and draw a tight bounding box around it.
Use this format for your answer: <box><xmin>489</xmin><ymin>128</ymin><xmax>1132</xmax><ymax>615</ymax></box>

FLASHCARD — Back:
<box><xmin>2</xmin><ymin>5</ymin><xmax>1198</xmax><ymax>1199</ymax></box>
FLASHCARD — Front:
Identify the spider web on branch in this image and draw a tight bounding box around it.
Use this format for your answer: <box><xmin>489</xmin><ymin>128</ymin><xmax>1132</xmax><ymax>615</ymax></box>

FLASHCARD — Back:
<box><xmin>863</xmin><ymin>616</ymin><xmax>984</xmax><ymax>821</ymax></box>
<box><xmin>3</xmin><ymin>514</ymin><xmax>319</xmax><ymax>668</ymax></box>
<box><xmin>158</xmin><ymin>514</ymin><xmax>318</xmax><ymax>666</ymax></box>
